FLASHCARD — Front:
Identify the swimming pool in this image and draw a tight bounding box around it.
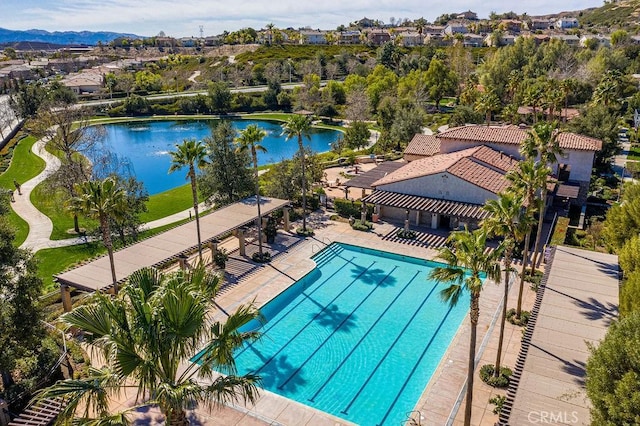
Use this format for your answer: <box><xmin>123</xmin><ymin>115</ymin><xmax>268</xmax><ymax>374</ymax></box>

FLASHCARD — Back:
<box><xmin>230</xmin><ymin>243</ymin><xmax>469</xmax><ymax>425</ymax></box>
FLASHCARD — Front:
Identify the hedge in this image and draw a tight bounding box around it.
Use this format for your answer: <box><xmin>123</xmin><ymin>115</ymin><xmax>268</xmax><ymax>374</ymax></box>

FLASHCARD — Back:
<box><xmin>334</xmin><ymin>198</ymin><xmax>374</xmax><ymax>219</ymax></box>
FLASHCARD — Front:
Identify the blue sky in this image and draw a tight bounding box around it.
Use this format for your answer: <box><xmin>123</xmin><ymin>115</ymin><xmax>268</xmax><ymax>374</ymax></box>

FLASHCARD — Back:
<box><xmin>1</xmin><ymin>0</ymin><xmax>603</xmax><ymax>38</ymax></box>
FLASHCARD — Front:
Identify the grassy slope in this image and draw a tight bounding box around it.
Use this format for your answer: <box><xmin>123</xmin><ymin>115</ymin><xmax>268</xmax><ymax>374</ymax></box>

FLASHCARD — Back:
<box><xmin>579</xmin><ymin>0</ymin><xmax>640</xmax><ymax>30</ymax></box>
<box><xmin>0</xmin><ymin>136</ymin><xmax>46</xmax><ymax>245</ymax></box>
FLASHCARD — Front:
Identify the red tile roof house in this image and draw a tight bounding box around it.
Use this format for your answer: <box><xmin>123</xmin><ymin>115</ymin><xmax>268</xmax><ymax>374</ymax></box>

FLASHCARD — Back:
<box><xmin>365</xmin><ymin>125</ymin><xmax>602</xmax><ymax>230</ymax></box>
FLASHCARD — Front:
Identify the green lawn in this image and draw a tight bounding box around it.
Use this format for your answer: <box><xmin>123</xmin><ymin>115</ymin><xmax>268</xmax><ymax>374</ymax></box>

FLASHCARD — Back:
<box><xmin>141</xmin><ymin>184</ymin><xmax>193</xmax><ymax>222</ymax></box>
<box><xmin>627</xmin><ymin>144</ymin><xmax>640</xmax><ymax>161</ymax></box>
<box><xmin>35</xmin><ymin>218</ymin><xmax>191</xmax><ymax>292</ymax></box>
<box><xmin>0</xmin><ymin>135</ymin><xmax>46</xmax><ymax>245</ymax></box>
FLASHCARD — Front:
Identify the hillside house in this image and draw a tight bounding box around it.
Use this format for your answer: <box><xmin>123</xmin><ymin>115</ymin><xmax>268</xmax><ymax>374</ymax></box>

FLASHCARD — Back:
<box><xmin>299</xmin><ymin>30</ymin><xmax>327</xmax><ymax>44</ymax></box>
<box><xmin>555</xmin><ymin>18</ymin><xmax>579</xmax><ymax>30</ymax></box>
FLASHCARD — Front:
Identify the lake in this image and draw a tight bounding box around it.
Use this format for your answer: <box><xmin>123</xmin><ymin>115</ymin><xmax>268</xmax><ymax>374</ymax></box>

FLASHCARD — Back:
<box><xmin>94</xmin><ymin>119</ymin><xmax>342</xmax><ymax>195</ymax></box>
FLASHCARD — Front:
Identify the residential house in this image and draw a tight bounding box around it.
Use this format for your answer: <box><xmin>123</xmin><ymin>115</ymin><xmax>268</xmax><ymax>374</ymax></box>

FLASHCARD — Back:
<box><xmin>367</xmin><ymin>29</ymin><xmax>391</xmax><ymax>46</ymax></box>
<box><xmin>424</xmin><ymin>33</ymin><xmax>450</xmax><ymax>46</ymax></box>
<box><xmin>462</xmin><ymin>33</ymin><xmax>484</xmax><ymax>47</ymax></box>
<box><xmin>500</xmin><ymin>19</ymin><xmax>523</xmax><ymax>33</ymax></box>
<box><xmin>62</xmin><ymin>71</ymin><xmax>103</xmax><ymax>94</ymax></box>
<box><xmin>580</xmin><ymin>34</ymin><xmax>611</xmax><ymax>48</ymax></box>
<box><xmin>398</xmin><ymin>31</ymin><xmax>423</xmax><ymax>46</ymax></box>
<box><xmin>526</xmin><ymin>19</ymin><xmax>554</xmax><ymax>31</ymax></box>
<box><xmin>456</xmin><ymin>10</ymin><xmax>478</xmax><ymax>20</ymax></box>
<box><xmin>204</xmin><ymin>36</ymin><xmax>222</xmax><ymax>46</ymax></box>
<box><xmin>338</xmin><ymin>30</ymin><xmax>361</xmax><ymax>45</ymax></box>
<box><xmin>555</xmin><ymin>17</ymin><xmax>579</xmax><ymax>30</ymax></box>
<box><xmin>357</xmin><ymin>17</ymin><xmax>376</xmax><ymax>28</ymax></box>
<box><xmin>180</xmin><ymin>37</ymin><xmax>197</xmax><ymax>47</ymax></box>
<box><xmin>299</xmin><ymin>30</ymin><xmax>327</xmax><ymax>45</ymax></box>
<box><xmin>550</xmin><ymin>34</ymin><xmax>580</xmax><ymax>46</ymax></box>
<box><xmin>0</xmin><ymin>64</ymin><xmax>35</xmax><ymax>80</ymax></box>
<box><xmin>444</xmin><ymin>22</ymin><xmax>469</xmax><ymax>35</ymax></box>
<box><xmin>404</xmin><ymin>134</ymin><xmax>440</xmax><ymax>162</ymax></box>
<box><xmin>484</xmin><ymin>33</ymin><xmax>516</xmax><ymax>47</ymax></box>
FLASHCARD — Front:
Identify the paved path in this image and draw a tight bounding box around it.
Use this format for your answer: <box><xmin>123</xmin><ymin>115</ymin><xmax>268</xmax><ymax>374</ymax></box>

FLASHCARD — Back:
<box><xmin>14</xmin><ymin>135</ymin><xmax>207</xmax><ymax>252</ymax></box>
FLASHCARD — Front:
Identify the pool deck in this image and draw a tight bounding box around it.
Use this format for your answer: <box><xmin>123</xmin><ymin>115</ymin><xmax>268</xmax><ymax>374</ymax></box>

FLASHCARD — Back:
<box><xmin>111</xmin><ymin>211</ymin><xmax>537</xmax><ymax>425</ymax></box>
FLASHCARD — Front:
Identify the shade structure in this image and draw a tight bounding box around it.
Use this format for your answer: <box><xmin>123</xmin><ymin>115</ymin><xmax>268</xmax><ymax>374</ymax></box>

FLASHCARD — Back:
<box><xmin>55</xmin><ymin>196</ymin><xmax>289</xmax><ymax>292</ymax></box>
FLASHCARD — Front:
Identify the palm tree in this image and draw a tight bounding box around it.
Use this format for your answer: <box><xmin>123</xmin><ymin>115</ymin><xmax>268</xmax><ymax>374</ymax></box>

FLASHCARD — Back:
<box><xmin>169</xmin><ymin>139</ymin><xmax>209</xmax><ymax>260</ymax></box>
<box><xmin>520</xmin><ymin>122</ymin><xmax>562</xmax><ymax>274</ymax></box>
<box><xmin>475</xmin><ymin>89</ymin><xmax>501</xmax><ymax>126</ymax></box>
<box><xmin>430</xmin><ymin>228</ymin><xmax>502</xmax><ymax>426</ymax></box>
<box><xmin>36</xmin><ymin>265</ymin><xmax>262</xmax><ymax>425</ymax></box>
<box><xmin>282</xmin><ymin>115</ymin><xmax>312</xmax><ymax>233</ymax></box>
<box><xmin>506</xmin><ymin>160</ymin><xmax>550</xmax><ymax>316</ymax></box>
<box><xmin>67</xmin><ymin>177</ymin><xmax>125</xmax><ymax>293</ymax></box>
<box><xmin>236</xmin><ymin>124</ymin><xmax>268</xmax><ymax>258</ymax></box>
<box><xmin>482</xmin><ymin>192</ymin><xmax>528</xmax><ymax>377</ymax></box>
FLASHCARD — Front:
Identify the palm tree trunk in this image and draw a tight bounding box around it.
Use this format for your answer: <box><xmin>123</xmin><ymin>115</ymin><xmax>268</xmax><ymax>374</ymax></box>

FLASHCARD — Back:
<box><xmin>298</xmin><ymin>138</ymin><xmax>307</xmax><ymax>232</ymax></box>
<box><xmin>190</xmin><ymin>167</ymin><xmax>203</xmax><ymax>261</ymax></box>
<box><xmin>101</xmin><ymin>215</ymin><xmax>118</xmax><ymax>294</ymax></box>
<box><xmin>73</xmin><ymin>214</ymin><xmax>80</xmax><ymax>233</ymax></box>
<box><xmin>465</xmin><ymin>293</ymin><xmax>480</xmax><ymax>426</ymax></box>
<box><xmin>530</xmin><ymin>188</ymin><xmax>547</xmax><ymax>275</ymax></box>
<box><xmin>165</xmin><ymin>408</ymin><xmax>189</xmax><ymax>426</ymax></box>
<box><xmin>494</xmin><ymin>254</ymin><xmax>511</xmax><ymax>378</ymax></box>
<box><xmin>517</xmin><ymin>228</ymin><xmax>532</xmax><ymax>317</ymax></box>
<box><xmin>253</xmin><ymin>150</ymin><xmax>263</xmax><ymax>256</ymax></box>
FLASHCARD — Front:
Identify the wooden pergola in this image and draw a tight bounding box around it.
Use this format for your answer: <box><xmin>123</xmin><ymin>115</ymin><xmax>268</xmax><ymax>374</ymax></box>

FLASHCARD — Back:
<box><xmin>55</xmin><ymin>196</ymin><xmax>290</xmax><ymax>310</ymax></box>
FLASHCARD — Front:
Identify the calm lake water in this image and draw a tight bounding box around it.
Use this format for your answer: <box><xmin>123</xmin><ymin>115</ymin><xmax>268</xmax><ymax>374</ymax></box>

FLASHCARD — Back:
<box><xmin>94</xmin><ymin>119</ymin><xmax>342</xmax><ymax>195</ymax></box>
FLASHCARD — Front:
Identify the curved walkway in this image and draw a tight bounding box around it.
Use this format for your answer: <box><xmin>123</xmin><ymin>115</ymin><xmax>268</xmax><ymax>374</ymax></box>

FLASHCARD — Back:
<box><xmin>14</xmin><ymin>136</ymin><xmax>205</xmax><ymax>252</ymax></box>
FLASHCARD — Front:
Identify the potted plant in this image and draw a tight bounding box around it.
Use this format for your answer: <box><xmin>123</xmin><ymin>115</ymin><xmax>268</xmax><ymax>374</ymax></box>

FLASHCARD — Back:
<box><xmin>265</xmin><ymin>216</ymin><xmax>277</xmax><ymax>244</ymax></box>
<box><xmin>213</xmin><ymin>248</ymin><xmax>228</xmax><ymax>269</ymax></box>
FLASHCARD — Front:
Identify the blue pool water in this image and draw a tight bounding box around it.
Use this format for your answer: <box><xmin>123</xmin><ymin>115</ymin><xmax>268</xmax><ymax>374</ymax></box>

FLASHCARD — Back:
<box><xmin>228</xmin><ymin>243</ymin><xmax>470</xmax><ymax>425</ymax></box>
<box><xmin>93</xmin><ymin>120</ymin><xmax>341</xmax><ymax>195</ymax></box>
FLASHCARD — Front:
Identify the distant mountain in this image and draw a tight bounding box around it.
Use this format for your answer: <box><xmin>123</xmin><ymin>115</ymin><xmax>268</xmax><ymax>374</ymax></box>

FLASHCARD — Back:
<box><xmin>0</xmin><ymin>28</ymin><xmax>144</xmax><ymax>45</ymax></box>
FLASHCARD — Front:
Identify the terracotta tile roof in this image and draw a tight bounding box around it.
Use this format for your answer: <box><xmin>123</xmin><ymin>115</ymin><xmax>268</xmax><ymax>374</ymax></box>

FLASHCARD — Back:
<box><xmin>448</xmin><ymin>157</ymin><xmax>511</xmax><ymax>193</ymax></box>
<box><xmin>437</xmin><ymin>125</ymin><xmax>602</xmax><ymax>152</ymax></box>
<box><xmin>373</xmin><ymin>146</ymin><xmax>480</xmax><ymax>186</ymax></box>
<box><xmin>471</xmin><ymin>145</ymin><xmax>519</xmax><ymax>172</ymax></box>
<box><xmin>404</xmin><ymin>134</ymin><xmax>441</xmax><ymax>157</ymax></box>
<box><xmin>373</xmin><ymin>145</ymin><xmax>518</xmax><ymax>194</ymax></box>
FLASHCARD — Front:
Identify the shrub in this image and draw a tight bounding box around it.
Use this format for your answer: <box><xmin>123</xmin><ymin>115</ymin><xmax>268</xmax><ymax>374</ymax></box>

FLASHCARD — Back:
<box><xmin>252</xmin><ymin>251</ymin><xmax>271</xmax><ymax>263</ymax></box>
<box><xmin>213</xmin><ymin>248</ymin><xmax>228</xmax><ymax>269</ymax></box>
<box><xmin>489</xmin><ymin>395</ymin><xmax>506</xmax><ymax>415</ymax></box>
<box><xmin>550</xmin><ymin>217</ymin><xmax>570</xmax><ymax>246</ymax></box>
<box><xmin>396</xmin><ymin>229</ymin><xmax>416</xmax><ymax>239</ymax></box>
<box><xmin>351</xmin><ymin>219</ymin><xmax>373</xmax><ymax>231</ymax></box>
<box><xmin>506</xmin><ymin>308</ymin><xmax>530</xmax><ymax>326</ymax></box>
<box><xmin>334</xmin><ymin>198</ymin><xmax>374</xmax><ymax>219</ymax></box>
<box><xmin>523</xmin><ymin>270</ymin><xmax>543</xmax><ymax>291</ymax></box>
<box><xmin>480</xmin><ymin>364</ymin><xmax>512</xmax><ymax>388</ymax></box>
<box><xmin>296</xmin><ymin>227</ymin><xmax>314</xmax><ymax>236</ymax></box>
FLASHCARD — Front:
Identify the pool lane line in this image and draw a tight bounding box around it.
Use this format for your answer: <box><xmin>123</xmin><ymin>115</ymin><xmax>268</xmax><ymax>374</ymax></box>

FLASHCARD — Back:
<box><xmin>307</xmin><ymin>269</ymin><xmax>421</xmax><ymax>403</ymax></box>
<box><xmin>232</xmin><ymin>255</ymin><xmax>356</xmax><ymax>359</ymax></box>
<box><xmin>250</xmin><ymin>261</ymin><xmax>378</xmax><ymax>375</ymax></box>
<box><xmin>377</xmin><ymin>301</ymin><xmax>457</xmax><ymax>426</ymax></box>
<box><xmin>277</xmin><ymin>266</ymin><xmax>399</xmax><ymax>391</ymax></box>
<box><xmin>340</xmin><ymin>278</ymin><xmax>442</xmax><ymax>416</ymax></box>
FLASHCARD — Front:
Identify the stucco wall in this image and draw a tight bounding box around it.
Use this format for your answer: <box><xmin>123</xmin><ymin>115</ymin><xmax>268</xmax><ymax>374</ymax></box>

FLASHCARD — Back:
<box><xmin>376</xmin><ymin>172</ymin><xmax>498</xmax><ymax>205</ymax></box>
<box><xmin>439</xmin><ymin>140</ymin><xmax>595</xmax><ymax>182</ymax></box>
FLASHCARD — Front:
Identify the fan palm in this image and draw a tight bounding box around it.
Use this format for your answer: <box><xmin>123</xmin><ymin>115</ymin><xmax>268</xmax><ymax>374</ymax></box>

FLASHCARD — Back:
<box><xmin>169</xmin><ymin>139</ymin><xmax>209</xmax><ymax>260</ymax></box>
<box><xmin>520</xmin><ymin>122</ymin><xmax>562</xmax><ymax>274</ymax></box>
<box><xmin>236</xmin><ymin>124</ymin><xmax>268</xmax><ymax>257</ymax></box>
<box><xmin>506</xmin><ymin>160</ymin><xmax>550</xmax><ymax>315</ymax></box>
<box><xmin>36</xmin><ymin>265</ymin><xmax>262</xmax><ymax>425</ymax></box>
<box><xmin>282</xmin><ymin>115</ymin><xmax>312</xmax><ymax>232</ymax></box>
<box><xmin>430</xmin><ymin>228</ymin><xmax>502</xmax><ymax>426</ymax></box>
<box><xmin>482</xmin><ymin>192</ymin><xmax>529</xmax><ymax>378</ymax></box>
<box><xmin>67</xmin><ymin>177</ymin><xmax>126</xmax><ymax>293</ymax></box>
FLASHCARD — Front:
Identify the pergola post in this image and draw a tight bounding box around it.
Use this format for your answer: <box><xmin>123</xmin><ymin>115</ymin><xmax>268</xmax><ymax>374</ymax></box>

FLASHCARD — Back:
<box><xmin>431</xmin><ymin>213</ymin><xmax>438</xmax><ymax>229</ymax></box>
<box><xmin>178</xmin><ymin>253</ymin><xmax>188</xmax><ymax>270</ymax></box>
<box><xmin>61</xmin><ymin>285</ymin><xmax>73</xmax><ymax>313</ymax></box>
<box><xmin>404</xmin><ymin>209</ymin><xmax>410</xmax><ymax>231</ymax></box>
<box><xmin>283</xmin><ymin>208</ymin><xmax>290</xmax><ymax>232</ymax></box>
<box><xmin>237</xmin><ymin>228</ymin><xmax>246</xmax><ymax>256</ymax></box>
<box><xmin>416</xmin><ymin>211</ymin><xmax>421</xmax><ymax>225</ymax></box>
<box><xmin>209</xmin><ymin>240</ymin><xmax>218</xmax><ymax>258</ymax></box>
